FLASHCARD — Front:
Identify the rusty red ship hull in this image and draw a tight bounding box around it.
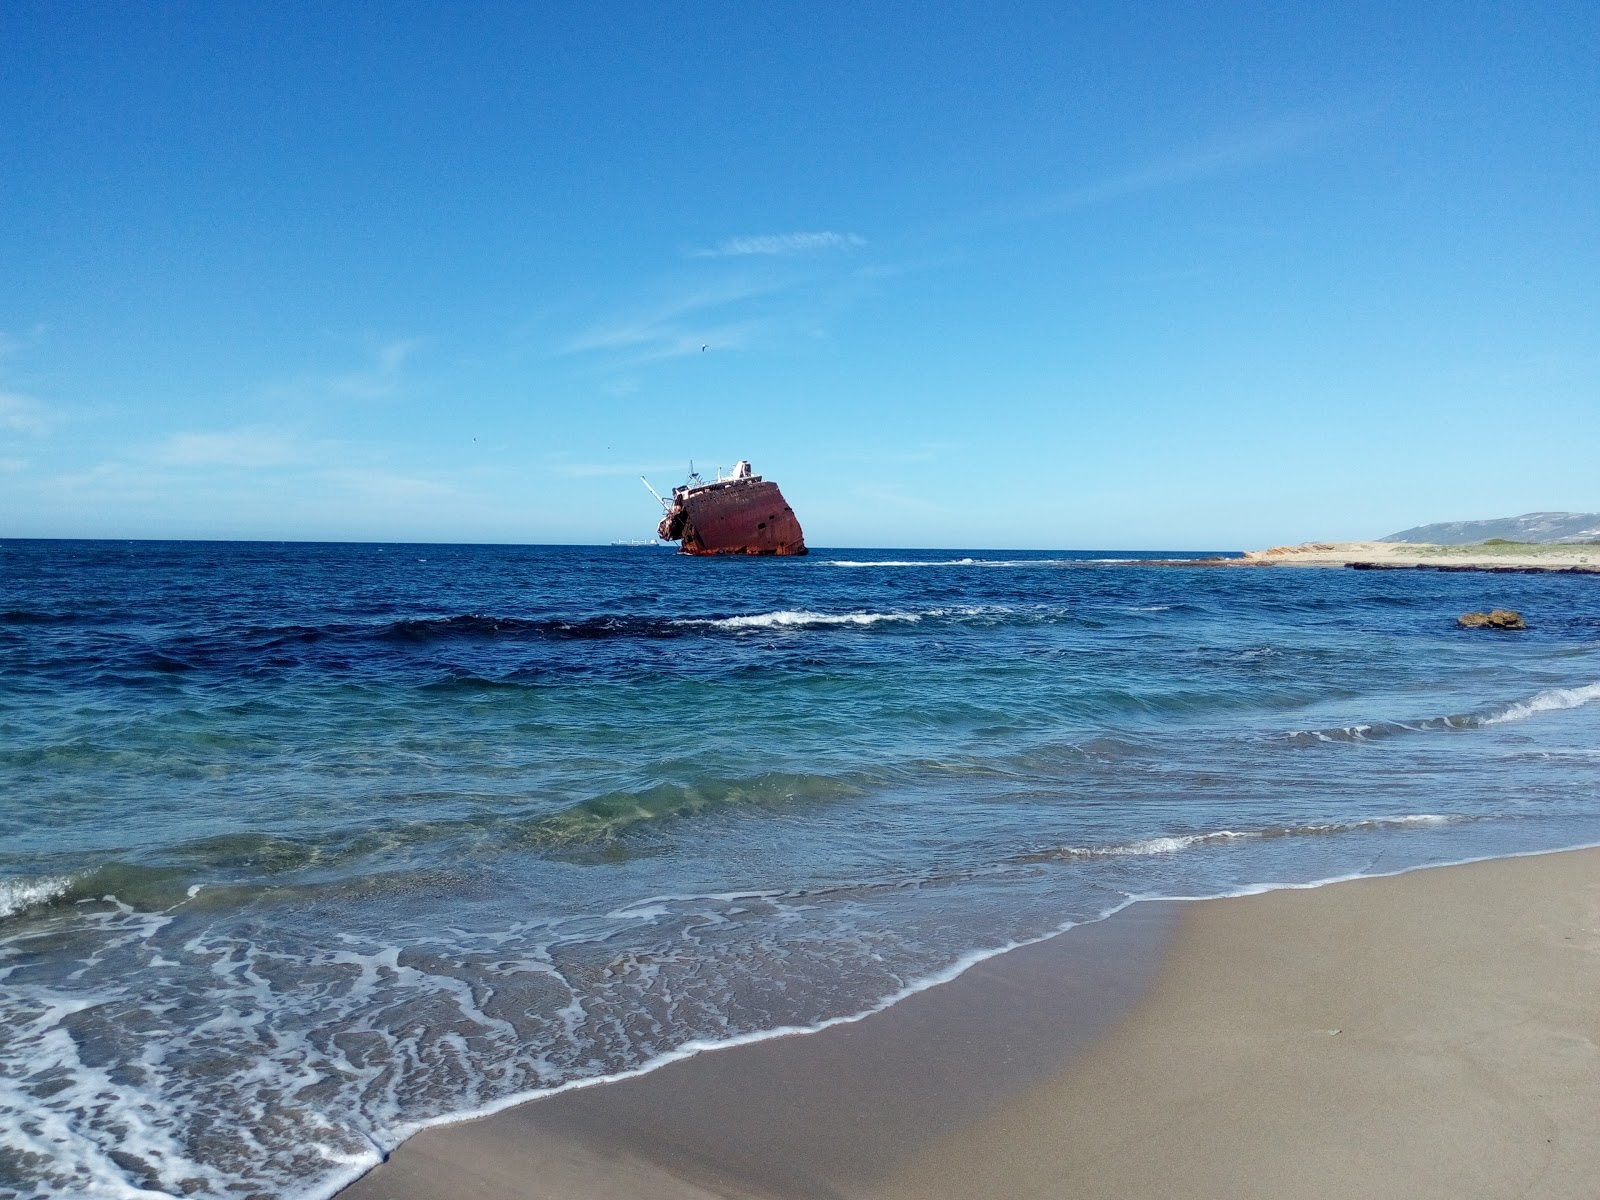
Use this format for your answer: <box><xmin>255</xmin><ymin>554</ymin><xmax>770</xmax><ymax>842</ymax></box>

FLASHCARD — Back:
<box><xmin>656</xmin><ymin>463</ymin><xmax>807</xmax><ymax>556</ymax></box>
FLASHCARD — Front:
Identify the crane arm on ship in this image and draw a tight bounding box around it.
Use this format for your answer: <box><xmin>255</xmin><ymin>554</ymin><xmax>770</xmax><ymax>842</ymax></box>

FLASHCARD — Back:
<box><xmin>640</xmin><ymin>476</ymin><xmax>669</xmax><ymax>510</ymax></box>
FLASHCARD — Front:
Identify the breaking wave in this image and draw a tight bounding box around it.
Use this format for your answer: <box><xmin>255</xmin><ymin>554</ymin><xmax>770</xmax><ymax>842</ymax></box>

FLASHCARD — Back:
<box><xmin>381</xmin><ymin>614</ymin><xmax>687</xmax><ymax>641</ymax></box>
<box><xmin>1022</xmin><ymin>814</ymin><xmax>1466</xmax><ymax>862</ymax></box>
<box><xmin>675</xmin><ymin>608</ymin><xmax>961</xmax><ymax>631</ymax></box>
<box><xmin>0</xmin><ymin>874</ymin><xmax>75</xmax><ymax>920</ymax></box>
<box><xmin>826</xmin><ymin>558</ymin><xmax>1088</xmax><ymax>568</ymax></box>
<box><xmin>1481</xmin><ymin>680</ymin><xmax>1600</xmax><ymax>725</ymax></box>
<box><xmin>355</xmin><ymin>611</ymin><xmax>998</xmax><ymax>649</ymax></box>
<box><xmin>1290</xmin><ymin>680</ymin><xmax>1600</xmax><ymax>743</ymax></box>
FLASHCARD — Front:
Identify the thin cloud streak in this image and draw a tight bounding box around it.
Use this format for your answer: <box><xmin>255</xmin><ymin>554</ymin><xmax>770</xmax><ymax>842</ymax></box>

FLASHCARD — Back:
<box><xmin>1008</xmin><ymin>114</ymin><xmax>1329</xmax><ymax>220</ymax></box>
<box><xmin>154</xmin><ymin>426</ymin><xmax>305</xmax><ymax>469</ymax></box>
<box><xmin>328</xmin><ymin>338</ymin><xmax>425</xmax><ymax>400</ymax></box>
<box><xmin>564</xmin><ymin>278</ymin><xmax>781</xmax><ymax>354</ymax></box>
<box><xmin>319</xmin><ymin>467</ymin><xmax>453</xmax><ymax>500</ymax></box>
<box><xmin>689</xmin><ymin>231</ymin><xmax>866</xmax><ymax>258</ymax></box>
<box><xmin>0</xmin><ymin>392</ymin><xmax>55</xmax><ymax>436</ymax></box>
<box><xmin>258</xmin><ymin>338</ymin><xmax>425</xmax><ymax>406</ymax></box>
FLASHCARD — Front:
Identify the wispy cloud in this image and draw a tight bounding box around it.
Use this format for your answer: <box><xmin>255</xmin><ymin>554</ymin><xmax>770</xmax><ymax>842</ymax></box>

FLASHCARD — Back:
<box><xmin>326</xmin><ymin>338</ymin><xmax>424</xmax><ymax>400</ymax></box>
<box><xmin>851</xmin><ymin>482</ymin><xmax>946</xmax><ymax>514</ymax></box>
<box><xmin>1010</xmin><ymin>115</ymin><xmax>1328</xmax><ymax>220</ymax></box>
<box><xmin>153</xmin><ymin>426</ymin><xmax>306</xmax><ymax>469</ymax></box>
<box><xmin>41</xmin><ymin>425</ymin><xmax>456</xmax><ymax>513</ymax></box>
<box><xmin>566</xmin><ymin>234</ymin><xmax>882</xmax><ymax>370</ymax></box>
<box><xmin>258</xmin><ymin>337</ymin><xmax>425</xmax><ymax>406</ymax></box>
<box><xmin>0</xmin><ymin>325</ymin><xmax>47</xmax><ymax>359</ymax></box>
<box><xmin>319</xmin><ymin>467</ymin><xmax>453</xmax><ymax>501</ymax></box>
<box><xmin>690</xmin><ymin>231</ymin><xmax>866</xmax><ymax>258</ymax></box>
<box><xmin>565</xmin><ymin>278</ymin><xmax>782</xmax><ymax>362</ymax></box>
<box><xmin>0</xmin><ymin>392</ymin><xmax>55</xmax><ymax>436</ymax></box>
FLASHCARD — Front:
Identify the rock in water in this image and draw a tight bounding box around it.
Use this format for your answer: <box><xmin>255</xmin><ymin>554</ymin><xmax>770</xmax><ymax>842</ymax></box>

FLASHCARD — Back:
<box><xmin>1458</xmin><ymin>609</ymin><xmax>1526</xmax><ymax>630</ymax></box>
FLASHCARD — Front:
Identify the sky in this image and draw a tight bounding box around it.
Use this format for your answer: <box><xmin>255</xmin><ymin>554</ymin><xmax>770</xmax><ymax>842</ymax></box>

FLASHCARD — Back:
<box><xmin>1</xmin><ymin>1</ymin><xmax>1596</xmax><ymax>549</ymax></box>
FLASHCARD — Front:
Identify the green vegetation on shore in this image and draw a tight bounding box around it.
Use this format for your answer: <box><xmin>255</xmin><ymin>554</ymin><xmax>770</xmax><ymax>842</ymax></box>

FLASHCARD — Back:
<box><xmin>1414</xmin><ymin>540</ymin><xmax>1598</xmax><ymax>558</ymax></box>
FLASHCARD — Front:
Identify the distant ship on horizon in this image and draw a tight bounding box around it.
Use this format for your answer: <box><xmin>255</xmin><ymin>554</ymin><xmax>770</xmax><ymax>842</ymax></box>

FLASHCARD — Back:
<box><xmin>643</xmin><ymin>461</ymin><xmax>807</xmax><ymax>556</ymax></box>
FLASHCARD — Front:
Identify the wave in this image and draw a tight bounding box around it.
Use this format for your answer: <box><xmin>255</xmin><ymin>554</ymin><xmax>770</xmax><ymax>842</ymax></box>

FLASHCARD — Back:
<box><xmin>1021</xmin><ymin>814</ymin><xmax>1467</xmax><ymax>862</ymax></box>
<box><xmin>1290</xmin><ymin>679</ymin><xmax>1600</xmax><ymax>743</ymax></box>
<box><xmin>380</xmin><ymin>614</ymin><xmax>689</xmax><ymax>642</ymax></box>
<box><xmin>388</xmin><ymin>608</ymin><xmax>993</xmax><ymax>641</ymax></box>
<box><xmin>1</xmin><ymin>609</ymin><xmax>79</xmax><ymax>625</ymax></box>
<box><xmin>676</xmin><ymin>608</ymin><xmax>930</xmax><ymax>631</ymax></box>
<box><xmin>1481</xmin><ymin>680</ymin><xmax>1600</xmax><ymax>725</ymax></box>
<box><xmin>14</xmin><ymin>604</ymin><xmax>1051</xmax><ymax>682</ymax></box>
<box><xmin>0</xmin><ymin>874</ymin><xmax>76</xmax><ymax>919</ymax></box>
<box><xmin>826</xmin><ymin>558</ymin><xmax>1084</xmax><ymax>568</ymax></box>
<box><xmin>513</xmin><ymin>772</ymin><xmax>866</xmax><ymax>849</ymax></box>
<box><xmin>22</xmin><ymin>775</ymin><xmax>875</xmax><ymax>904</ymax></box>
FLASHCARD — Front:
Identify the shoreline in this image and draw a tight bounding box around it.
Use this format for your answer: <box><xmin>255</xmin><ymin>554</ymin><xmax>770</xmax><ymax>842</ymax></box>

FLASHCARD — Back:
<box><xmin>335</xmin><ymin>897</ymin><xmax>1181</xmax><ymax>1200</ymax></box>
<box><xmin>334</xmin><ymin>843</ymin><xmax>1600</xmax><ymax>1200</ymax></box>
<box><xmin>870</xmin><ymin>843</ymin><xmax>1600</xmax><ymax>1199</ymax></box>
<box><xmin>1196</xmin><ymin>540</ymin><xmax>1600</xmax><ymax>573</ymax></box>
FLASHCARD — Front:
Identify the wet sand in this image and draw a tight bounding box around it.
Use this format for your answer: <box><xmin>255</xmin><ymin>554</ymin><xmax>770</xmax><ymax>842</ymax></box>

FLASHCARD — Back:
<box><xmin>336</xmin><ymin>902</ymin><xmax>1179</xmax><ymax>1199</ymax></box>
<box><xmin>338</xmin><ymin>848</ymin><xmax>1600</xmax><ymax>1200</ymax></box>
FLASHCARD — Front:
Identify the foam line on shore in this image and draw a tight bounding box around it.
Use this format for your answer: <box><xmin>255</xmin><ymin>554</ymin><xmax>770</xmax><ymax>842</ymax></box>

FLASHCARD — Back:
<box><xmin>308</xmin><ymin>898</ymin><xmax>1141</xmax><ymax>1199</ymax></box>
<box><xmin>1026</xmin><ymin>814</ymin><xmax>1466</xmax><ymax>861</ymax></box>
<box><xmin>323</xmin><ymin>836</ymin><xmax>1600</xmax><ymax>1200</ymax></box>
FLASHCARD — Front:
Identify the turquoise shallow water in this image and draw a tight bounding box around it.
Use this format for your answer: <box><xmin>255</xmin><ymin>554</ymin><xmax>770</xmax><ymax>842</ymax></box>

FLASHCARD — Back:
<box><xmin>2</xmin><ymin>540</ymin><xmax>1598</xmax><ymax>1199</ymax></box>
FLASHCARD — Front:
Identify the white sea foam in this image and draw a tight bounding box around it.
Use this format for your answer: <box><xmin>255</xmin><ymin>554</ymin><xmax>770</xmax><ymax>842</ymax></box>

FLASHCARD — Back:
<box><xmin>825</xmin><ymin>558</ymin><xmax>1081</xmax><ymax>568</ymax></box>
<box><xmin>1482</xmin><ymin>681</ymin><xmax>1600</xmax><ymax>726</ymax></box>
<box><xmin>1045</xmin><ymin>815</ymin><xmax>1465</xmax><ymax>859</ymax></box>
<box><xmin>678</xmin><ymin>606</ymin><xmax>995</xmax><ymax>631</ymax></box>
<box><xmin>1055</xmin><ymin>831</ymin><xmax>1254</xmax><ymax>857</ymax></box>
<box><xmin>682</xmin><ymin>609</ymin><xmax>922</xmax><ymax>630</ymax></box>
<box><xmin>1289</xmin><ymin>681</ymin><xmax>1600</xmax><ymax>743</ymax></box>
<box><xmin>0</xmin><ymin>874</ymin><xmax>73</xmax><ymax>920</ymax></box>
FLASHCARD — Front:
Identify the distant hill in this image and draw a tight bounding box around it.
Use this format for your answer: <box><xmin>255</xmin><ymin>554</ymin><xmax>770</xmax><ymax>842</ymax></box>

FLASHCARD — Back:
<box><xmin>1381</xmin><ymin>512</ymin><xmax>1600</xmax><ymax>545</ymax></box>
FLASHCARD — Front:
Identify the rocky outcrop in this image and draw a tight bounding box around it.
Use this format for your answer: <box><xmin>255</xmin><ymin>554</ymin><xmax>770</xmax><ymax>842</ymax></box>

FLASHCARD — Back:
<box><xmin>1457</xmin><ymin>609</ymin><xmax>1527</xmax><ymax>630</ymax></box>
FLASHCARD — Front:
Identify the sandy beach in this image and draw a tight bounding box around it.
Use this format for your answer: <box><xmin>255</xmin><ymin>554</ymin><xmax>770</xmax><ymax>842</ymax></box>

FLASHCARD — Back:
<box><xmin>1231</xmin><ymin>541</ymin><xmax>1600</xmax><ymax>571</ymax></box>
<box><xmin>337</xmin><ymin>847</ymin><xmax>1600</xmax><ymax>1200</ymax></box>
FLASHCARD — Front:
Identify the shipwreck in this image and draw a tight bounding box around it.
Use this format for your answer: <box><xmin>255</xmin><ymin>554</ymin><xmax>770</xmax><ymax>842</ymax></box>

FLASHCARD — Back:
<box><xmin>644</xmin><ymin>461</ymin><xmax>807</xmax><ymax>556</ymax></box>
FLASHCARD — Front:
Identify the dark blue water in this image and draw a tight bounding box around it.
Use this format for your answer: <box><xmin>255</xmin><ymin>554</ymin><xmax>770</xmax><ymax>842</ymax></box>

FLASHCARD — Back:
<box><xmin>3</xmin><ymin>540</ymin><xmax>1598</xmax><ymax>1199</ymax></box>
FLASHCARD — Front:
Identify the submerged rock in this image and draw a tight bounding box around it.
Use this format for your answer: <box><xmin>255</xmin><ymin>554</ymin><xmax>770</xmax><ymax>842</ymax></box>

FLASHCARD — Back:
<box><xmin>1458</xmin><ymin>609</ymin><xmax>1527</xmax><ymax>630</ymax></box>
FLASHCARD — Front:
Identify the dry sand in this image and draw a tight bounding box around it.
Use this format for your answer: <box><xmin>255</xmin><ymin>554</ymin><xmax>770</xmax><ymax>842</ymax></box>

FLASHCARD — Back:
<box><xmin>338</xmin><ymin>849</ymin><xmax>1600</xmax><ymax>1200</ymax></box>
<box><xmin>1233</xmin><ymin>540</ymin><xmax>1600</xmax><ymax>570</ymax></box>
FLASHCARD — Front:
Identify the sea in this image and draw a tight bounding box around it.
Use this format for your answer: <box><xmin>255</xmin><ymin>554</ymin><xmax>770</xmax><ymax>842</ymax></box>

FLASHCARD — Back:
<box><xmin>2</xmin><ymin>539</ymin><xmax>1598</xmax><ymax>1199</ymax></box>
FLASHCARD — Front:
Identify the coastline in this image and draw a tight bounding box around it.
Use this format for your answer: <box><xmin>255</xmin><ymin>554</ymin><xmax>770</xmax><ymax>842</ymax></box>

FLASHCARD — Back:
<box><xmin>870</xmin><ymin>845</ymin><xmax>1600</xmax><ymax>1200</ymax></box>
<box><xmin>335</xmin><ymin>899</ymin><xmax>1180</xmax><ymax>1200</ymax></box>
<box><xmin>1220</xmin><ymin>540</ymin><xmax>1600</xmax><ymax>573</ymax></box>
<box><xmin>335</xmin><ymin>846</ymin><xmax>1600</xmax><ymax>1200</ymax></box>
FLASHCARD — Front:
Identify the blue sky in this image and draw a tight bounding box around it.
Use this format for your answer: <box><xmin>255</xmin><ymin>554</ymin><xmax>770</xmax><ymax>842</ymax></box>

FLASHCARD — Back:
<box><xmin>2</xmin><ymin>2</ymin><xmax>1595</xmax><ymax>548</ymax></box>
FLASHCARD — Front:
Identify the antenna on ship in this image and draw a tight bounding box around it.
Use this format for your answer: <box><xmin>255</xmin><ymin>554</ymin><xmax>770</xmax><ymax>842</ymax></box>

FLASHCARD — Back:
<box><xmin>640</xmin><ymin>476</ymin><xmax>668</xmax><ymax>510</ymax></box>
